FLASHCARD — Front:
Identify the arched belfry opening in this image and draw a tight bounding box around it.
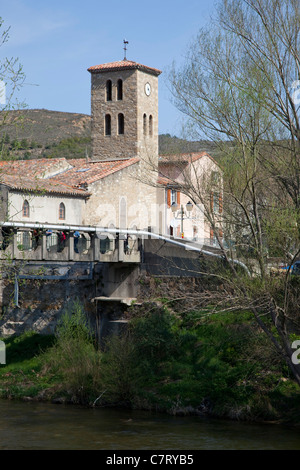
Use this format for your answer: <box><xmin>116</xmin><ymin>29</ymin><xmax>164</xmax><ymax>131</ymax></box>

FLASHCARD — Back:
<box><xmin>88</xmin><ymin>57</ymin><xmax>161</xmax><ymax>162</ymax></box>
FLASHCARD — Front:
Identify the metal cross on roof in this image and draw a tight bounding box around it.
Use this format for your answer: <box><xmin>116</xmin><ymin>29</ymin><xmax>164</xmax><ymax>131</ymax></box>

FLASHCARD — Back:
<box><xmin>123</xmin><ymin>39</ymin><xmax>129</xmax><ymax>60</ymax></box>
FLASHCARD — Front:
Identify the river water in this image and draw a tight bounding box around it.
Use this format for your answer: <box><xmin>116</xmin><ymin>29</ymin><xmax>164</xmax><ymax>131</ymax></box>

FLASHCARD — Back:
<box><xmin>0</xmin><ymin>400</ymin><xmax>299</xmax><ymax>450</ymax></box>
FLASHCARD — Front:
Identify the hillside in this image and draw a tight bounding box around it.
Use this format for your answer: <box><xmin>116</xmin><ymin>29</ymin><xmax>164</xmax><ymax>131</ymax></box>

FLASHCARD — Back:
<box><xmin>0</xmin><ymin>108</ymin><xmax>219</xmax><ymax>160</ymax></box>
<box><xmin>0</xmin><ymin>109</ymin><xmax>91</xmax><ymax>145</ymax></box>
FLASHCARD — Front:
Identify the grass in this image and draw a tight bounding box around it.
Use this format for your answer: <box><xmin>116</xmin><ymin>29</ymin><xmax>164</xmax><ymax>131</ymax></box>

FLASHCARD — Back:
<box><xmin>0</xmin><ymin>306</ymin><xmax>299</xmax><ymax>424</ymax></box>
<box><xmin>0</xmin><ymin>331</ymin><xmax>56</xmax><ymax>399</ymax></box>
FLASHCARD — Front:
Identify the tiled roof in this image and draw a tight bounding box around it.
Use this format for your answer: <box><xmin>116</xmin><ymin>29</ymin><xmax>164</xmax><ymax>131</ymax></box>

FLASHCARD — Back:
<box><xmin>0</xmin><ymin>152</ymin><xmax>215</xmax><ymax>196</ymax></box>
<box><xmin>0</xmin><ymin>173</ymin><xmax>90</xmax><ymax>197</ymax></box>
<box><xmin>0</xmin><ymin>157</ymin><xmax>140</xmax><ymax>195</ymax></box>
<box><xmin>157</xmin><ymin>176</ymin><xmax>172</xmax><ymax>186</ymax></box>
<box><xmin>0</xmin><ymin>158</ymin><xmax>72</xmax><ymax>179</ymax></box>
<box><xmin>88</xmin><ymin>60</ymin><xmax>162</xmax><ymax>76</ymax></box>
<box><xmin>53</xmin><ymin>158</ymin><xmax>140</xmax><ymax>188</ymax></box>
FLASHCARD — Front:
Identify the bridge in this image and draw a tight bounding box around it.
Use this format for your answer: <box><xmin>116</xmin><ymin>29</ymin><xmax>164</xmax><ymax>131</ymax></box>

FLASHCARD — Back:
<box><xmin>0</xmin><ymin>221</ymin><xmax>248</xmax><ymax>275</ymax></box>
<box><xmin>0</xmin><ymin>221</ymin><xmax>141</xmax><ymax>264</ymax></box>
<box><xmin>0</xmin><ymin>221</ymin><xmax>250</xmax><ymax>339</ymax></box>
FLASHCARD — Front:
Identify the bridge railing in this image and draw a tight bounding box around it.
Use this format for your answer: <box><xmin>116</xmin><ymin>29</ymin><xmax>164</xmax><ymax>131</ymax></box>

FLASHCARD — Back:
<box><xmin>0</xmin><ymin>228</ymin><xmax>141</xmax><ymax>263</ymax></box>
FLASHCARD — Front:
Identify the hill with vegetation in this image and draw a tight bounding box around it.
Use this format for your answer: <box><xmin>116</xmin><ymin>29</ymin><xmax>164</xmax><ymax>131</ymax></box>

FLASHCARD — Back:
<box><xmin>0</xmin><ymin>109</ymin><xmax>91</xmax><ymax>160</ymax></box>
<box><xmin>0</xmin><ymin>109</ymin><xmax>220</xmax><ymax>161</ymax></box>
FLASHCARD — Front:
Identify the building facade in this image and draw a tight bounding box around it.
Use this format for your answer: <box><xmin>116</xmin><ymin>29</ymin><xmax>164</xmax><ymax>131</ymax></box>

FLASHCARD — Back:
<box><xmin>0</xmin><ymin>57</ymin><xmax>222</xmax><ymax>245</ymax></box>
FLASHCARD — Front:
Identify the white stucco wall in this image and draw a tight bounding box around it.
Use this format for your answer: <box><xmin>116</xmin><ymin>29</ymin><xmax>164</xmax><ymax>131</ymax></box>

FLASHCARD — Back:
<box><xmin>8</xmin><ymin>191</ymin><xmax>85</xmax><ymax>225</ymax></box>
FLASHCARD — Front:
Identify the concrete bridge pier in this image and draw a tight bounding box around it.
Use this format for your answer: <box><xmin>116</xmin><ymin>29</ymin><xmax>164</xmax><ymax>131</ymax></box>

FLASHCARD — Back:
<box><xmin>92</xmin><ymin>262</ymin><xmax>140</xmax><ymax>347</ymax></box>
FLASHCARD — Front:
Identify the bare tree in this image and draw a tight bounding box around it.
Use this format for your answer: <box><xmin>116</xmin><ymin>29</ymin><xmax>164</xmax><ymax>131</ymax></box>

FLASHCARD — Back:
<box><xmin>0</xmin><ymin>17</ymin><xmax>26</xmax><ymax>159</ymax></box>
<box><xmin>166</xmin><ymin>0</ymin><xmax>300</xmax><ymax>384</ymax></box>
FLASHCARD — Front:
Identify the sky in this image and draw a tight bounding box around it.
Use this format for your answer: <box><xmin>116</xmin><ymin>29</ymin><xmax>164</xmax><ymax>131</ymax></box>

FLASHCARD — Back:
<box><xmin>1</xmin><ymin>0</ymin><xmax>217</xmax><ymax>136</ymax></box>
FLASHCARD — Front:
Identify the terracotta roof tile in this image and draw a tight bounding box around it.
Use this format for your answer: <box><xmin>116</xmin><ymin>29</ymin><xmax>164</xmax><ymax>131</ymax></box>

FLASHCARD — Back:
<box><xmin>0</xmin><ymin>173</ymin><xmax>90</xmax><ymax>197</ymax></box>
<box><xmin>157</xmin><ymin>176</ymin><xmax>172</xmax><ymax>186</ymax></box>
<box><xmin>53</xmin><ymin>158</ymin><xmax>140</xmax><ymax>188</ymax></box>
<box><xmin>88</xmin><ymin>60</ymin><xmax>162</xmax><ymax>76</ymax></box>
<box><xmin>0</xmin><ymin>158</ymin><xmax>72</xmax><ymax>178</ymax></box>
<box><xmin>0</xmin><ymin>157</ymin><xmax>140</xmax><ymax>195</ymax></box>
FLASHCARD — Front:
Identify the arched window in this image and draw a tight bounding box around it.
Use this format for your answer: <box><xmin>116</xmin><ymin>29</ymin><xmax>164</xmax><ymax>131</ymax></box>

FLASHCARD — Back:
<box><xmin>117</xmin><ymin>79</ymin><xmax>123</xmax><ymax>100</ymax></box>
<box><xmin>106</xmin><ymin>80</ymin><xmax>112</xmax><ymax>101</ymax></box>
<box><xmin>59</xmin><ymin>202</ymin><xmax>65</xmax><ymax>220</ymax></box>
<box><xmin>22</xmin><ymin>200</ymin><xmax>30</xmax><ymax>218</ymax></box>
<box><xmin>105</xmin><ymin>114</ymin><xmax>111</xmax><ymax>136</ymax></box>
<box><xmin>143</xmin><ymin>113</ymin><xmax>147</xmax><ymax>135</ymax></box>
<box><xmin>118</xmin><ymin>113</ymin><xmax>124</xmax><ymax>135</ymax></box>
<box><xmin>149</xmin><ymin>115</ymin><xmax>153</xmax><ymax>136</ymax></box>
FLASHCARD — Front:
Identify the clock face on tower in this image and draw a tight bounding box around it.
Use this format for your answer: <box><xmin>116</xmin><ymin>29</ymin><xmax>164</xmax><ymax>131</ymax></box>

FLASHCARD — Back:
<box><xmin>145</xmin><ymin>82</ymin><xmax>151</xmax><ymax>96</ymax></box>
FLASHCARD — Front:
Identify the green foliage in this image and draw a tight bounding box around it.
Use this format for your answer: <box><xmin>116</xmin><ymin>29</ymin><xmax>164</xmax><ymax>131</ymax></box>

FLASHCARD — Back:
<box><xmin>3</xmin><ymin>330</ymin><xmax>54</xmax><ymax>365</ymax></box>
<box><xmin>41</xmin><ymin>300</ymin><xmax>101</xmax><ymax>404</ymax></box>
<box><xmin>0</xmin><ymin>303</ymin><xmax>299</xmax><ymax>420</ymax></box>
<box><xmin>0</xmin><ymin>331</ymin><xmax>55</xmax><ymax>399</ymax></box>
<box><xmin>55</xmin><ymin>300</ymin><xmax>93</xmax><ymax>344</ymax></box>
<box><xmin>43</xmin><ymin>136</ymin><xmax>91</xmax><ymax>159</ymax></box>
<box><xmin>130</xmin><ymin>308</ymin><xmax>181</xmax><ymax>367</ymax></box>
<box><xmin>100</xmin><ymin>331</ymin><xmax>136</xmax><ymax>403</ymax></box>
<box><xmin>99</xmin><ymin>306</ymin><xmax>293</xmax><ymax>418</ymax></box>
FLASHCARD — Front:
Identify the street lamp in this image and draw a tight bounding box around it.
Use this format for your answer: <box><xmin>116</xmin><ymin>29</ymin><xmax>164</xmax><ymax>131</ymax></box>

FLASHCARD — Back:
<box><xmin>171</xmin><ymin>201</ymin><xmax>193</xmax><ymax>238</ymax></box>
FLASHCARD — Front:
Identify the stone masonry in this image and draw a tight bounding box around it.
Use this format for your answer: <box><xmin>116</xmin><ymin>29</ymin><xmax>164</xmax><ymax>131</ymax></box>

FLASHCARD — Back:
<box><xmin>89</xmin><ymin>62</ymin><xmax>161</xmax><ymax>164</ymax></box>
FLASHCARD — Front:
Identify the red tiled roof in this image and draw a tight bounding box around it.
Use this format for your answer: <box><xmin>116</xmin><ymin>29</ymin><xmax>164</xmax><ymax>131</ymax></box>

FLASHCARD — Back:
<box><xmin>88</xmin><ymin>60</ymin><xmax>162</xmax><ymax>76</ymax></box>
<box><xmin>0</xmin><ymin>152</ymin><xmax>216</xmax><ymax>196</ymax></box>
<box><xmin>0</xmin><ymin>157</ymin><xmax>140</xmax><ymax>195</ymax></box>
<box><xmin>53</xmin><ymin>158</ymin><xmax>140</xmax><ymax>188</ymax></box>
<box><xmin>0</xmin><ymin>158</ymin><xmax>72</xmax><ymax>178</ymax></box>
<box><xmin>157</xmin><ymin>176</ymin><xmax>172</xmax><ymax>186</ymax></box>
<box><xmin>0</xmin><ymin>173</ymin><xmax>90</xmax><ymax>197</ymax></box>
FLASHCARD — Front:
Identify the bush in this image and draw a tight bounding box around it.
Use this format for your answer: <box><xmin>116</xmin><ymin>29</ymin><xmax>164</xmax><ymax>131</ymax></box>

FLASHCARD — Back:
<box><xmin>100</xmin><ymin>331</ymin><xmax>136</xmax><ymax>404</ymax></box>
<box><xmin>41</xmin><ymin>300</ymin><xmax>101</xmax><ymax>404</ymax></box>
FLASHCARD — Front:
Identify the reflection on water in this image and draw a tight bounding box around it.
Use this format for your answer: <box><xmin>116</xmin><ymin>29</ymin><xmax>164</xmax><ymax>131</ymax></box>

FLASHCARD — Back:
<box><xmin>0</xmin><ymin>400</ymin><xmax>299</xmax><ymax>450</ymax></box>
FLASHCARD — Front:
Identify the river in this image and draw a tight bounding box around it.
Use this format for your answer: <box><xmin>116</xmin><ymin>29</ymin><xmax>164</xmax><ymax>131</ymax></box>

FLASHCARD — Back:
<box><xmin>0</xmin><ymin>400</ymin><xmax>299</xmax><ymax>450</ymax></box>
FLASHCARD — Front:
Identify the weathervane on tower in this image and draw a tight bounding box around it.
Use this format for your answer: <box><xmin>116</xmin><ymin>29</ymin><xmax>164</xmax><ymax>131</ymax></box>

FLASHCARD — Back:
<box><xmin>123</xmin><ymin>39</ymin><xmax>129</xmax><ymax>60</ymax></box>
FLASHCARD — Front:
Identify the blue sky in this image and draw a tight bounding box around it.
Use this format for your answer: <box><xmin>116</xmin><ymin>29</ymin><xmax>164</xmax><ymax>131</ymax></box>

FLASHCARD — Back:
<box><xmin>1</xmin><ymin>0</ymin><xmax>217</xmax><ymax>136</ymax></box>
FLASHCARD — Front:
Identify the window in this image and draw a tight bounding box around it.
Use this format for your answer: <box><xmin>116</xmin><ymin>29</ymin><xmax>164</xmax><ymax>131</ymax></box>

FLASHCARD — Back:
<box><xmin>149</xmin><ymin>115</ymin><xmax>153</xmax><ymax>136</ymax></box>
<box><xmin>118</xmin><ymin>113</ymin><xmax>124</xmax><ymax>135</ymax></box>
<box><xmin>117</xmin><ymin>79</ymin><xmax>123</xmax><ymax>100</ymax></box>
<box><xmin>59</xmin><ymin>202</ymin><xmax>65</xmax><ymax>220</ymax></box>
<box><xmin>22</xmin><ymin>200</ymin><xmax>30</xmax><ymax>218</ymax></box>
<box><xmin>106</xmin><ymin>80</ymin><xmax>112</xmax><ymax>101</ymax></box>
<box><xmin>167</xmin><ymin>189</ymin><xmax>180</xmax><ymax>208</ymax></box>
<box><xmin>213</xmin><ymin>192</ymin><xmax>219</xmax><ymax>213</ymax></box>
<box><xmin>211</xmin><ymin>192</ymin><xmax>222</xmax><ymax>214</ymax></box>
<box><xmin>105</xmin><ymin>114</ymin><xmax>111</xmax><ymax>136</ymax></box>
<box><xmin>210</xmin><ymin>191</ymin><xmax>222</xmax><ymax>213</ymax></box>
<box><xmin>171</xmin><ymin>190</ymin><xmax>177</xmax><ymax>205</ymax></box>
<box><xmin>143</xmin><ymin>113</ymin><xmax>147</xmax><ymax>135</ymax></box>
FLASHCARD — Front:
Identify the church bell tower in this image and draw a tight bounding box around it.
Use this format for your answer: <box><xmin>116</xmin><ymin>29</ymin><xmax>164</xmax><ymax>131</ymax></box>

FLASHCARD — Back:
<box><xmin>87</xmin><ymin>54</ymin><xmax>162</xmax><ymax>164</ymax></box>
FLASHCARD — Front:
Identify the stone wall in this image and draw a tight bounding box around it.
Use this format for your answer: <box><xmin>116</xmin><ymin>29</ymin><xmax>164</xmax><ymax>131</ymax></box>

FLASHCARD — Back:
<box><xmin>90</xmin><ymin>68</ymin><xmax>159</xmax><ymax>163</ymax></box>
<box><xmin>0</xmin><ymin>240</ymin><xmax>220</xmax><ymax>339</ymax></box>
<box><xmin>0</xmin><ymin>261</ymin><xmax>141</xmax><ymax>340</ymax></box>
<box><xmin>83</xmin><ymin>162</ymin><xmax>163</xmax><ymax>232</ymax></box>
<box><xmin>0</xmin><ymin>276</ymin><xmax>99</xmax><ymax>337</ymax></box>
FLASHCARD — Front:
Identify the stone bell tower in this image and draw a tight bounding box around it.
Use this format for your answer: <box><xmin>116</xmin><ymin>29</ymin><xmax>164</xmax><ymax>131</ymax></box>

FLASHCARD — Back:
<box><xmin>87</xmin><ymin>57</ymin><xmax>162</xmax><ymax>164</ymax></box>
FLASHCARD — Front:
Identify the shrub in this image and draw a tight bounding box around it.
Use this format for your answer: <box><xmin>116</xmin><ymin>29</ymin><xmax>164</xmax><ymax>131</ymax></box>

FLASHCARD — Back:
<box><xmin>41</xmin><ymin>300</ymin><xmax>101</xmax><ymax>404</ymax></box>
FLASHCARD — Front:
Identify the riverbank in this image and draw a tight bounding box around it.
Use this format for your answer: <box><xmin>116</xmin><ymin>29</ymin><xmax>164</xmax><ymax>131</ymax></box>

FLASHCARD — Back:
<box><xmin>1</xmin><ymin>303</ymin><xmax>300</xmax><ymax>426</ymax></box>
